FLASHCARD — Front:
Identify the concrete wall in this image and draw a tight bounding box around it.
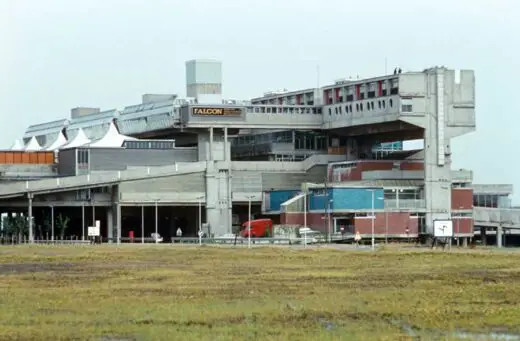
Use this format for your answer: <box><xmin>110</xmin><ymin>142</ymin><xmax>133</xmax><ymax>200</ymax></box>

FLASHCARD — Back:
<box><xmin>262</xmin><ymin>165</ymin><xmax>327</xmax><ymax>190</ymax></box>
<box><xmin>119</xmin><ymin>172</ymin><xmax>205</xmax><ymax>194</ymax></box>
<box><xmin>89</xmin><ymin>148</ymin><xmax>197</xmax><ymax>171</ymax></box>
<box><xmin>58</xmin><ymin>148</ymin><xmax>197</xmax><ymax>175</ymax></box>
<box><xmin>58</xmin><ymin>149</ymin><xmax>77</xmax><ymax>176</ymax></box>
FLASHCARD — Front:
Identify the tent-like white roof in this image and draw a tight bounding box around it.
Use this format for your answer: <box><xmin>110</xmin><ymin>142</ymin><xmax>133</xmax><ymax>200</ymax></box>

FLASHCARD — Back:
<box><xmin>45</xmin><ymin>132</ymin><xmax>68</xmax><ymax>151</ymax></box>
<box><xmin>24</xmin><ymin>136</ymin><xmax>41</xmax><ymax>151</ymax></box>
<box><xmin>60</xmin><ymin>128</ymin><xmax>91</xmax><ymax>149</ymax></box>
<box><xmin>10</xmin><ymin>139</ymin><xmax>24</xmax><ymax>151</ymax></box>
<box><xmin>88</xmin><ymin>122</ymin><xmax>136</xmax><ymax>148</ymax></box>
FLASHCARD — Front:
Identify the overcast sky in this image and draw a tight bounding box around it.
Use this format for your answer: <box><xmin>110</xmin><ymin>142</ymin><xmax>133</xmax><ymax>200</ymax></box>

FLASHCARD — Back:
<box><xmin>0</xmin><ymin>0</ymin><xmax>519</xmax><ymax>196</ymax></box>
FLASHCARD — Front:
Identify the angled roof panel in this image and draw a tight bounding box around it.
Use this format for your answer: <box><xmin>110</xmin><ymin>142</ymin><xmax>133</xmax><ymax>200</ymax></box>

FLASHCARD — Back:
<box><xmin>66</xmin><ymin>109</ymin><xmax>119</xmax><ymax>130</ymax></box>
<box><xmin>117</xmin><ymin>100</ymin><xmax>178</xmax><ymax>135</ymax></box>
<box><xmin>23</xmin><ymin>118</ymin><xmax>69</xmax><ymax>139</ymax></box>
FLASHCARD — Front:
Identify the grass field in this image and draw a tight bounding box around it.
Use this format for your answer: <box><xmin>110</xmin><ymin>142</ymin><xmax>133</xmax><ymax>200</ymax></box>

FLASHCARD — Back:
<box><xmin>1</xmin><ymin>245</ymin><xmax>520</xmax><ymax>341</ymax></box>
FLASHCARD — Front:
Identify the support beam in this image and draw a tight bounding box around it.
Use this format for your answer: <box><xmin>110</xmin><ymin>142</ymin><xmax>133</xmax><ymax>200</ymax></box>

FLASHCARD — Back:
<box><xmin>116</xmin><ymin>204</ymin><xmax>121</xmax><ymax>245</ymax></box>
<box><xmin>141</xmin><ymin>205</ymin><xmax>145</xmax><ymax>244</ymax></box>
<box><xmin>497</xmin><ymin>226</ymin><xmax>503</xmax><ymax>248</ymax></box>
<box><xmin>81</xmin><ymin>205</ymin><xmax>85</xmax><ymax>240</ymax></box>
<box><xmin>51</xmin><ymin>205</ymin><xmax>55</xmax><ymax>241</ymax></box>
<box><xmin>28</xmin><ymin>193</ymin><xmax>33</xmax><ymax>243</ymax></box>
<box><xmin>107</xmin><ymin>208</ymin><xmax>113</xmax><ymax>242</ymax></box>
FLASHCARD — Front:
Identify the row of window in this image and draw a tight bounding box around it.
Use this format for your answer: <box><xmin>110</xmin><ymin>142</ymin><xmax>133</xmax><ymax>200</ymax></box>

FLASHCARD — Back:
<box><xmin>232</xmin><ymin>131</ymin><xmax>328</xmax><ymax>151</ymax></box>
<box><xmin>324</xmin><ymin>79</ymin><xmax>399</xmax><ymax>105</ymax></box>
<box><xmin>328</xmin><ymin>98</ymin><xmax>395</xmax><ymax>116</ymax></box>
<box><xmin>123</xmin><ymin>141</ymin><xmax>174</xmax><ymax>149</ymax></box>
<box><xmin>247</xmin><ymin>106</ymin><xmax>321</xmax><ymax>115</ymax></box>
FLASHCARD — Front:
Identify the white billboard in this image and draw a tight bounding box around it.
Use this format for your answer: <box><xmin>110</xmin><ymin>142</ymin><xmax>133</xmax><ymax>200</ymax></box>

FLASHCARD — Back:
<box><xmin>433</xmin><ymin>220</ymin><xmax>453</xmax><ymax>238</ymax></box>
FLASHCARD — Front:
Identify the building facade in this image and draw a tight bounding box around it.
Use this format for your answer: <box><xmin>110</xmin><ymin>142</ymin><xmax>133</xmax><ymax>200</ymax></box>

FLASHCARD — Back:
<box><xmin>0</xmin><ymin>61</ymin><xmax>516</xmax><ymax>245</ymax></box>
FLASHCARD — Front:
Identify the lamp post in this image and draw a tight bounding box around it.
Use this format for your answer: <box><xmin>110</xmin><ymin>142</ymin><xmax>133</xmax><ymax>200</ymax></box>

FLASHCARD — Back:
<box><xmin>245</xmin><ymin>195</ymin><xmax>255</xmax><ymax>249</ymax></box>
<box><xmin>154</xmin><ymin>200</ymin><xmax>158</xmax><ymax>244</ymax></box>
<box><xmin>369</xmin><ymin>189</ymin><xmax>384</xmax><ymax>251</ymax></box>
<box><xmin>197</xmin><ymin>195</ymin><xmax>204</xmax><ymax>246</ymax></box>
<box><xmin>303</xmin><ymin>191</ymin><xmax>307</xmax><ymax>247</ymax></box>
<box><xmin>327</xmin><ymin>199</ymin><xmax>333</xmax><ymax>243</ymax></box>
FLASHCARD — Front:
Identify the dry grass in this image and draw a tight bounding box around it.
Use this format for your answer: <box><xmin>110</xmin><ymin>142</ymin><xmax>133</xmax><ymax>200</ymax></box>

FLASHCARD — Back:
<box><xmin>1</xmin><ymin>245</ymin><xmax>520</xmax><ymax>341</ymax></box>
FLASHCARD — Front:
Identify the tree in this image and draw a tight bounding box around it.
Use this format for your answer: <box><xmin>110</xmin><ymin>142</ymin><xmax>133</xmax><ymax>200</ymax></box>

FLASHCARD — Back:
<box><xmin>40</xmin><ymin>210</ymin><xmax>52</xmax><ymax>240</ymax></box>
<box><xmin>55</xmin><ymin>214</ymin><xmax>70</xmax><ymax>240</ymax></box>
<box><xmin>1</xmin><ymin>216</ymin><xmax>12</xmax><ymax>240</ymax></box>
<box><xmin>12</xmin><ymin>215</ymin><xmax>28</xmax><ymax>242</ymax></box>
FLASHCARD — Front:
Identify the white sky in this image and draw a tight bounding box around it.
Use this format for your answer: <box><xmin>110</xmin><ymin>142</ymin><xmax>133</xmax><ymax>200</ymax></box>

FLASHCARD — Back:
<box><xmin>0</xmin><ymin>0</ymin><xmax>519</xmax><ymax>196</ymax></box>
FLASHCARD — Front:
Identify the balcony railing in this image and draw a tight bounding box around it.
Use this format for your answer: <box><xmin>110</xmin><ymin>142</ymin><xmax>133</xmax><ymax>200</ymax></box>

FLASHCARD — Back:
<box><xmin>385</xmin><ymin>199</ymin><xmax>426</xmax><ymax>210</ymax></box>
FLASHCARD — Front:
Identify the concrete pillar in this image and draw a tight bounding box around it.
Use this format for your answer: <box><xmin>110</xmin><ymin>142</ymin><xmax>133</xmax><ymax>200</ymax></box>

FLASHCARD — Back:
<box><xmin>107</xmin><ymin>207</ymin><xmax>113</xmax><ymax>242</ymax></box>
<box><xmin>116</xmin><ymin>204</ymin><xmax>121</xmax><ymax>244</ymax></box>
<box><xmin>205</xmin><ymin>163</ymin><xmax>232</xmax><ymax>237</ymax></box>
<box><xmin>223</xmin><ymin>127</ymin><xmax>228</xmax><ymax>161</ymax></box>
<box><xmin>209</xmin><ymin>127</ymin><xmax>214</xmax><ymax>161</ymax></box>
<box><xmin>27</xmin><ymin>194</ymin><xmax>33</xmax><ymax>243</ymax></box>
<box><xmin>423</xmin><ymin>69</ymin><xmax>452</xmax><ymax>235</ymax></box>
<box><xmin>496</xmin><ymin>226</ymin><xmax>503</xmax><ymax>248</ymax></box>
<box><xmin>462</xmin><ymin>237</ymin><xmax>468</xmax><ymax>248</ymax></box>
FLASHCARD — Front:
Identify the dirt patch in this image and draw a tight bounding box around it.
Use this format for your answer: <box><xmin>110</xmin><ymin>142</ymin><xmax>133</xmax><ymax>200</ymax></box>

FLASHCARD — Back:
<box><xmin>0</xmin><ymin>263</ymin><xmax>76</xmax><ymax>275</ymax></box>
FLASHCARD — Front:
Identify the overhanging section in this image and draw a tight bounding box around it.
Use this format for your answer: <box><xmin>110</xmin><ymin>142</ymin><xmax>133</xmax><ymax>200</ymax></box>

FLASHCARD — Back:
<box><xmin>180</xmin><ymin>104</ymin><xmax>323</xmax><ymax>129</ymax></box>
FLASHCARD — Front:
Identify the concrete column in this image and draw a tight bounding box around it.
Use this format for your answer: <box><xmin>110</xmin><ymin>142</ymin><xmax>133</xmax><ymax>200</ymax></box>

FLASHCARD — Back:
<box><xmin>223</xmin><ymin>127</ymin><xmax>228</xmax><ymax>161</ymax></box>
<box><xmin>107</xmin><ymin>207</ymin><xmax>113</xmax><ymax>242</ymax></box>
<box><xmin>205</xmin><ymin>164</ymin><xmax>232</xmax><ymax>237</ymax></box>
<box><xmin>496</xmin><ymin>226</ymin><xmax>503</xmax><ymax>248</ymax></box>
<box><xmin>27</xmin><ymin>194</ymin><xmax>33</xmax><ymax>243</ymax></box>
<box><xmin>81</xmin><ymin>205</ymin><xmax>85</xmax><ymax>241</ymax></box>
<box><xmin>116</xmin><ymin>204</ymin><xmax>121</xmax><ymax>244</ymax></box>
<box><xmin>462</xmin><ymin>237</ymin><xmax>468</xmax><ymax>248</ymax></box>
<box><xmin>423</xmin><ymin>69</ymin><xmax>452</xmax><ymax>235</ymax></box>
<box><xmin>209</xmin><ymin>127</ymin><xmax>214</xmax><ymax>161</ymax></box>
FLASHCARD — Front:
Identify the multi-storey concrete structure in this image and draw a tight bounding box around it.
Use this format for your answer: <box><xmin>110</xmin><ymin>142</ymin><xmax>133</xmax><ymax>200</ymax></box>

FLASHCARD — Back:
<box><xmin>0</xmin><ymin>61</ymin><xmax>516</xmax><ymax>245</ymax></box>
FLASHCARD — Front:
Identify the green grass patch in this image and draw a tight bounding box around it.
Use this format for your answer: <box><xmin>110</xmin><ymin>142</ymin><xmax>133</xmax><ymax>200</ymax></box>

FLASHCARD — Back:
<box><xmin>0</xmin><ymin>246</ymin><xmax>519</xmax><ymax>340</ymax></box>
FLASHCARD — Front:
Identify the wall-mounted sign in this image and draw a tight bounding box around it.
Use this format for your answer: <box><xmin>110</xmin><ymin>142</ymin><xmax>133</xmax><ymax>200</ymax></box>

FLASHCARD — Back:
<box><xmin>192</xmin><ymin>107</ymin><xmax>242</xmax><ymax>116</ymax></box>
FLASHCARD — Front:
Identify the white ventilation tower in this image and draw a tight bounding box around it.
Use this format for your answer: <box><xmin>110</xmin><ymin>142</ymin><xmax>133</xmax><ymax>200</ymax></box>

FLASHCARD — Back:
<box><xmin>185</xmin><ymin>59</ymin><xmax>222</xmax><ymax>104</ymax></box>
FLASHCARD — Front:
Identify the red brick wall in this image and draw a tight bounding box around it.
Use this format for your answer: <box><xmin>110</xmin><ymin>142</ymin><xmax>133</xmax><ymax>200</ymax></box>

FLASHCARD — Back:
<box><xmin>452</xmin><ymin>188</ymin><xmax>473</xmax><ymax>210</ymax></box>
<box><xmin>280</xmin><ymin>212</ymin><xmax>331</xmax><ymax>233</ymax></box>
<box><xmin>329</xmin><ymin>161</ymin><xmax>424</xmax><ymax>182</ymax></box>
<box><xmin>354</xmin><ymin>213</ymin><xmax>418</xmax><ymax>236</ymax></box>
<box><xmin>400</xmin><ymin>161</ymin><xmax>424</xmax><ymax>171</ymax></box>
<box><xmin>452</xmin><ymin>218</ymin><xmax>473</xmax><ymax>235</ymax></box>
<box><xmin>281</xmin><ymin>212</ymin><xmax>418</xmax><ymax>236</ymax></box>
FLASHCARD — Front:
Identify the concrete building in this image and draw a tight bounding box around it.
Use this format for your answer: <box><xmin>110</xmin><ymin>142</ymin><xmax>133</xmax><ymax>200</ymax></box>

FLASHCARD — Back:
<box><xmin>0</xmin><ymin>61</ymin><xmax>517</xmax><ymax>246</ymax></box>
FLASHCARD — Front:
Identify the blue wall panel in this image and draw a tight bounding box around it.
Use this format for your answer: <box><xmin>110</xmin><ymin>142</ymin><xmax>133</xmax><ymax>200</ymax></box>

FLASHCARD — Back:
<box><xmin>308</xmin><ymin>187</ymin><xmax>385</xmax><ymax>211</ymax></box>
<box><xmin>265</xmin><ymin>190</ymin><xmax>299</xmax><ymax>212</ymax></box>
<box><xmin>309</xmin><ymin>188</ymin><xmax>333</xmax><ymax>211</ymax></box>
<box><xmin>331</xmin><ymin>188</ymin><xmax>384</xmax><ymax>210</ymax></box>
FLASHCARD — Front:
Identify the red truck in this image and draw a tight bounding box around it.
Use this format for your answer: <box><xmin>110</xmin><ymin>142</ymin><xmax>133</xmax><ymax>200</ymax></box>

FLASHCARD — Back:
<box><xmin>240</xmin><ymin>218</ymin><xmax>274</xmax><ymax>238</ymax></box>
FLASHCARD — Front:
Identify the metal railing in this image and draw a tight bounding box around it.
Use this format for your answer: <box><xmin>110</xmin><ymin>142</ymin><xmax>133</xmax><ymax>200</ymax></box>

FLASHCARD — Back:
<box><xmin>384</xmin><ymin>199</ymin><xmax>426</xmax><ymax>209</ymax></box>
<box><xmin>170</xmin><ymin>237</ymin><xmax>295</xmax><ymax>244</ymax></box>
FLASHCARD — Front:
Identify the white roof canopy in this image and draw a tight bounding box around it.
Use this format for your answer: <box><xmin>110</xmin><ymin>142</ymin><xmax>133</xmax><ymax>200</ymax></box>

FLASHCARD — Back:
<box><xmin>45</xmin><ymin>132</ymin><xmax>68</xmax><ymax>151</ymax></box>
<box><xmin>87</xmin><ymin>122</ymin><xmax>136</xmax><ymax>148</ymax></box>
<box><xmin>60</xmin><ymin>128</ymin><xmax>91</xmax><ymax>149</ymax></box>
<box><xmin>24</xmin><ymin>136</ymin><xmax>41</xmax><ymax>151</ymax></box>
<box><xmin>10</xmin><ymin>139</ymin><xmax>24</xmax><ymax>151</ymax></box>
